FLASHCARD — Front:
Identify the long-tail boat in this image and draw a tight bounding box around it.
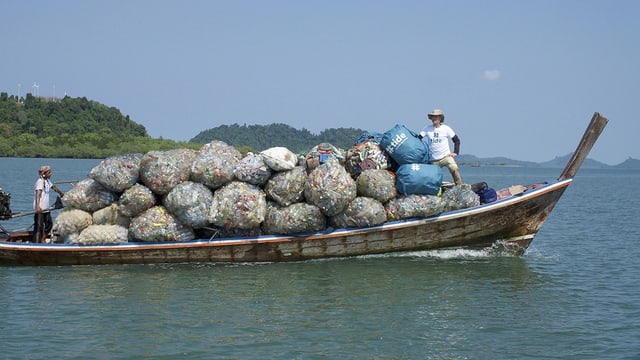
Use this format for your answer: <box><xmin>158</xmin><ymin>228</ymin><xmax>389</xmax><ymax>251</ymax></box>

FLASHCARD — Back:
<box><xmin>0</xmin><ymin>112</ymin><xmax>608</xmax><ymax>266</ymax></box>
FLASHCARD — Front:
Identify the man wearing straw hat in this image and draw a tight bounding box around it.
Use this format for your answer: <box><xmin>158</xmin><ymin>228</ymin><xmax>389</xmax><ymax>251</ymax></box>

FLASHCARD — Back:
<box><xmin>419</xmin><ymin>109</ymin><xmax>463</xmax><ymax>185</ymax></box>
<box><xmin>33</xmin><ymin>165</ymin><xmax>64</xmax><ymax>243</ymax></box>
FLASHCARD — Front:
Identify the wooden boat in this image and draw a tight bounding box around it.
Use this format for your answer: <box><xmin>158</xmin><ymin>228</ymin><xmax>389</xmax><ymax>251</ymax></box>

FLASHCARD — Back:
<box><xmin>0</xmin><ymin>113</ymin><xmax>608</xmax><ymax>266</ymax></box>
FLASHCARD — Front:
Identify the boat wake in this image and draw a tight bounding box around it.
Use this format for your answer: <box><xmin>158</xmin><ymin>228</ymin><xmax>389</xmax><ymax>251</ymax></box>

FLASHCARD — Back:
<box><xmin>356</xmin><ymin>246</ymin><xmax>515</xmax><ymax>261</ymax></box>
<box><xmin>407</xmin><ymin>248</ymin><xmax>501</xmax><ymax>259</ymax></box>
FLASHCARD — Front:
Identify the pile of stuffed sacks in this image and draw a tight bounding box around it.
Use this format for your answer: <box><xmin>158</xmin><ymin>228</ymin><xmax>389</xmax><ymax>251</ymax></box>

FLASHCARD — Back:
<box><xmin>54</xmin><ymin>125</ymin><xmax>479</xmax><ymax>244</ymax></box>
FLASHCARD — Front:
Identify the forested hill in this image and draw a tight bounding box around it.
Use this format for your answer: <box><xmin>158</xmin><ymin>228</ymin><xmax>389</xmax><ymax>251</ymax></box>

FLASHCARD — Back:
<box><xmin>190</xmin><ymin>123</ymin><xmax>366</xmax><ymax>153</ymax></box>
<box><xmin>0</xmin><ymin>92</ymin><xmax>366</xmax><ymax>158</ymax></box>
<box><xmin>0</xmin><ymin>92</ymin><xmax>197</xmax><ymax>158</ymax></box>
<box><xmin>1</xmin><ymin>93</ymin><xmax>147</xmax><ymax>137</ymax></box>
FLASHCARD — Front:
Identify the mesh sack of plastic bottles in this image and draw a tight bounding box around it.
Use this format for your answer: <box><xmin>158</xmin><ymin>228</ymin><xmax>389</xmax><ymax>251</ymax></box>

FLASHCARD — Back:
<box><xmin>210</xmin><ymin>181</ymin><xmax>267</xmax><ymax>230</ymax></box>
<box><xmin>61</xmin><ymin>233</ymin><xmax>80</xmax><ymax>244</ymax></box>
<box><xmin>191</xmin><ymin>142</ymin><xmax>240</xmax><ymax>190</ymax></box>
<box><xmin>385</xmin><ymin>194</ymin><xmax>444</xmax><ymax>221</ymax></box>
<box><xmin>264</xmin><ymin>166</ymin><xmax>307</xmax><ymax>207</ymax></box>
<box><xmin>129</xmin><ymin>206</ymin><xmax>195</xmax><ymax>242</ymax></box>
<box><xmin>344</xmin><ymin>141</ymin><xmax>390</xmax><ymax>179</ymax></box>
<box><xmin>356</xmin><ymin>169</ymin><xmax>397</xmax><ymax>203</ymax></box>
<box><xmin>200</xmin><ymin>140</ymin><xmax>242</xmax><ymax>158</ymax></box>
<box><xmin>329</xmin><ymin>196</ymin><xmax>387</xmax><ymax>229</ymax></box>
<box><xmin>304</xmin><ymin>158</ymin><xmax>357</xmax><ymax>216</ymax></box>
<box><xmin>92</xmin><ymin>203</ymin><xmax>130</xmax><ymax>228</ymax></box>
<box><xmin>233</xmin><ymin>152</ymin><xmax>272</xmax><ymax>186</ymax></box>
<box><xmin>139</xmin><ymin>149</ymin><xmax>197</xmax><ymax>196</ymax></box>
<box><xmin>262</xmin><ymin>202</ymin><xmax>327</xmax><ymax>235</ymax></box>
<box><xmin>73</xmin><ymin>224</ymin><xmax>129</xmax><ymax>245</ymax></box>
<box><xmin>62</xmin><ymin>178</ymin><xmax>118</xmax><ymax>212</ymax></box>
<box><xmin>88</xmin><ymin>153</ymin><xmax>143</xmax><ymax>192</ymax></box>
<box><xmin>53</xmin><ymin>208</ymin><xmax>94</xmax><ymax>238</ymax></box>
<box><xmin>303</xmin><ymin>143</ymin><xmax>345</xmax><ymax>171</ymax></box>
<box><xmin>260</xmin><ymin>146</ymin><xmax>299</xmax><ymax>171</ymax></box>
<box><xmin>441</xmin><ymin>184</ymin><xmax>480</xmax><ymax>212</ymax></box>
<box><xmin>118</xmin><ymin>183</ymin><xmax>157</xmax><ymax>218</ymax></box>
<box><xmin>163</xmin><ymin>181</ymin><xmax>214</xmax><ymax>228</ymax></box>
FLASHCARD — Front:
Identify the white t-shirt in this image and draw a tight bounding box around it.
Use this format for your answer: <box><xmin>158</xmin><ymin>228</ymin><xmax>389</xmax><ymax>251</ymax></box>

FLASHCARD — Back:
<box><xmin>420</xmin><ymin>124</ymin><xmax>456</xmax><ymax>161</ymax></box>
<box><xmin>33</xmin><ymin>177</ymin><xmax>52</xmax><ymax>211</ymax></box>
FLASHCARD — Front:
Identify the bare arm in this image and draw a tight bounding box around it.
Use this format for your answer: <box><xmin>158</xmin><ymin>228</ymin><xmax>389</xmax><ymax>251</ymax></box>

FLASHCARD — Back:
<box><xmin>52</xmin><ymin>184</ymin><xmax>64</xmax><ymax>196</ymax></box>
<box><xmin>35</xmin><ymin>189</ymin><xmax>43</xmax><ymax>213</ymax></box>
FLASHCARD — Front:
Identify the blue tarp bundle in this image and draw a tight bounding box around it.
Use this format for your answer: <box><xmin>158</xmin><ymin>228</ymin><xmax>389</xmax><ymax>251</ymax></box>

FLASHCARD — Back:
<box><xmin>380</xmin><ymin>124</ymin><xmax>430</xmax><ymax>166</ymax></box>
<box><xmin>395</xmin><ymin>163</ymin><xmax>443</xmax><ymax>196</ymax></box>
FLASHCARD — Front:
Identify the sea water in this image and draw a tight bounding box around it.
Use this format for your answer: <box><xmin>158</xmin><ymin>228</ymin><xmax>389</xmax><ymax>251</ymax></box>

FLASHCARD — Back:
<box><xmin>0</xmin><ymin>158</ymin><xmax>639</xmax><ymax>359</ymax></box>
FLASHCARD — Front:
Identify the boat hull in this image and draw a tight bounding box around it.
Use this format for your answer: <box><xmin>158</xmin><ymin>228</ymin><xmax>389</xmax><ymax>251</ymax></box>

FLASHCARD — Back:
<box><xmin>0</xmin><ymin>180</ymin><xmax>570</xmax><ymax>266</ymax></box>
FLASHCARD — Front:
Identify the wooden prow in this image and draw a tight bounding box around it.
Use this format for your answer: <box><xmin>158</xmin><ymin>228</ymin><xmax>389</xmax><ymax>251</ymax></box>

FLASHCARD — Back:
<box><xmin>558</xmin><ymin>112</ymin><xmax>608</xmax><ymax>180</ymax></box>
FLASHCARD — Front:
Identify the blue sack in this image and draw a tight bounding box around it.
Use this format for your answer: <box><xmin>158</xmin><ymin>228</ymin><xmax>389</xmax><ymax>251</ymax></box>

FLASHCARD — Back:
<box><xmin>471</xmin><ymin>182</ymin><xmax>498</xmax><ymax>204</ymax></box>
<box><xmin>356</xmin><ymin>131</ymin><xmax>383</xmax><ymax>144</ymax></box>
<box><xmin>395</xmin><ymin>163</ymin><xmax>443</xmax><ymax>196</ymax></box>
<box><xmin>478</xmin><ymin>187</ymin><xmax>497</xmax><ymax>204</ymax></box>
<box><xmin>380</xmin><ymin>124</ymin><xmax>430</xmax><ymax>165</ymax></box>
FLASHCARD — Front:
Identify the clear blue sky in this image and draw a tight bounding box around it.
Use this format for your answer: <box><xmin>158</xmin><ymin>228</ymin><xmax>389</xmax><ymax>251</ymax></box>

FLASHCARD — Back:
<box><xmin>2</xmin><ymin>0</ymin><xmax>638</xmax><ymax>165</ymax></box>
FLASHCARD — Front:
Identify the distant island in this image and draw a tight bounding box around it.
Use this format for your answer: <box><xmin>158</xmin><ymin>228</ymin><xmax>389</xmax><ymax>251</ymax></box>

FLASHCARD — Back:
<box><xmin>1</xmin><ymin>92</ymin><xmax>638</xmax><ymax>168</ymax></box>
<box><xmin>456</xmin><ymin>154</ymin><xmax>640</xmax><ymax>169</ymax></box>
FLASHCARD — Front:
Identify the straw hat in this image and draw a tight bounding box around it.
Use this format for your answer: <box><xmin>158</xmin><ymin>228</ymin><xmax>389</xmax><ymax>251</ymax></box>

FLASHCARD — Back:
<box><xmin>426</xmin><ymin>109</ymin><xmax>445</xmax><ymax>121</ymax></box>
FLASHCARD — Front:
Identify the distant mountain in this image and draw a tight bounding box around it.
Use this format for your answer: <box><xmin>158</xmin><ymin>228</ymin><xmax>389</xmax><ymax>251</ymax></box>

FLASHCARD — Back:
<box><xmin>613</xmin><ymin>157</ymin><xmax>640</xmax><ymax>169</ymax></box>
<box><xmin>458</xmin><ymin>153</ymin><xmax>640</xmax><ymax>169</ymax></box>
<box><xmin>538</xmin><ymin>154</ymin><xmax>612</xmax><ymax>169</ymax></box>
<box><xmin>456</xmin><ymin>154</ymin><xmax>538</xmax><ymax>167</ymax></box>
